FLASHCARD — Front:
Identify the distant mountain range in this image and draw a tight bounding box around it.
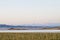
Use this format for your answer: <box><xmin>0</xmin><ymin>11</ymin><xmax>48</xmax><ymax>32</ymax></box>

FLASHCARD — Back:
<box><xmin>0</xmin><ymin>23</ymin><xmax>60</xmax><ymax>28</ymax></box>
<box><xmin>21</xmin><ymin>23</ymin><xmax>60</xmax><ymax>27</ymax></box>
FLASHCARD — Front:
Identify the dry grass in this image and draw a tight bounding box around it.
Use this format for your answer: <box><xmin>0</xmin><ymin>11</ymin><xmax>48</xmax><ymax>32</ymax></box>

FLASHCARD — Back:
<box><xmin>0</xmin><ymin>32</ymin><xmax>60</xmax><ymax>40</ymax></box>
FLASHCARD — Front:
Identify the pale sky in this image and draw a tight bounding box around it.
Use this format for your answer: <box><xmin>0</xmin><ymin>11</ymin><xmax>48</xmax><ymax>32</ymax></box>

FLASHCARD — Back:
<box><xmin>0</xmin><ymin>0</ymin><xmax>60</xmax><ymax>25</ymax></box>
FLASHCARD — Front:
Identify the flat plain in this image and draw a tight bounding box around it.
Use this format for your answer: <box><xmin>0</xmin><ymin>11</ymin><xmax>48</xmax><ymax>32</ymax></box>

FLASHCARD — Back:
<box><xmin>0</xmin><ymin>32</ymin><xmax>60</xmax><ymax>40</ymax></box>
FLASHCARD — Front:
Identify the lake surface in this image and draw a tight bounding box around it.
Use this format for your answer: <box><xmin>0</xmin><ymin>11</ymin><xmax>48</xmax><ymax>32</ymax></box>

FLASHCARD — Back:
<box><xmin>0</xmin><ymin>30</ymin><xmax>60</xmax><ymax>32</ymax></box>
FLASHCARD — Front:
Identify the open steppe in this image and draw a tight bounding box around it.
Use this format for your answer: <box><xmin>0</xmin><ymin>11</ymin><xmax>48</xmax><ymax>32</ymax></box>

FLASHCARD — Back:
<box><xmin>0</xmin><ymin>32</ymin><xmax>60</xmax><ymax>40</ymax></box>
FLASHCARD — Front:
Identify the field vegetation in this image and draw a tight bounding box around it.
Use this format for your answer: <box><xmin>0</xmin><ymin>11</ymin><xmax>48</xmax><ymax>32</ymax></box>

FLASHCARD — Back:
<box><xmin>0</xmin><ymin>33</ymin><xmax>60</xmax><ymax>40</ymax></box>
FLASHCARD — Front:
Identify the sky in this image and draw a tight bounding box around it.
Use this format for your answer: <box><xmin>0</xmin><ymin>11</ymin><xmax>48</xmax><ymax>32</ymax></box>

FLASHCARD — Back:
<box><xmin>0</xmin><ymin>0</ymin><xmax>60</xmax><ymax>25</ymax></box>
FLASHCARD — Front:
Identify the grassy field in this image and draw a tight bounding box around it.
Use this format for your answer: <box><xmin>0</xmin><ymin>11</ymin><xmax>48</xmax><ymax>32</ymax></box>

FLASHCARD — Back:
<box><xmin>0</xmin><ymin>33</ymin><xmax>60</xmax><ymax>40</ymax></box>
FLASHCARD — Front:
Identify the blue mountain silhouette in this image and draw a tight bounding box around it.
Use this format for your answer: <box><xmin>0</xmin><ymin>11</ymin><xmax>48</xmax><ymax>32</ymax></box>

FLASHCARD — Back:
<box><xmin>0</xmin><ymin>23</ymin><xmax>60</xmax><ymax>28</ymax></box>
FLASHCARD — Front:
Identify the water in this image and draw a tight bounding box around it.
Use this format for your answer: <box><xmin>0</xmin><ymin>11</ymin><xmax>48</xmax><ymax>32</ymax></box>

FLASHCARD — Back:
<box><xmin>0</xmin><ymin>30</ymin><xmax>60</xmax><ymax>32</ymax></box>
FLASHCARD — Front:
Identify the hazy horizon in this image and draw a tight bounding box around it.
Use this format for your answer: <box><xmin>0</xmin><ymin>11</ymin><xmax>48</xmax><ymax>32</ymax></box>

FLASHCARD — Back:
<box><xmin>0</xmin><ymin>0</ymin><xmax>60</xmax><ymax>25</ymax></box>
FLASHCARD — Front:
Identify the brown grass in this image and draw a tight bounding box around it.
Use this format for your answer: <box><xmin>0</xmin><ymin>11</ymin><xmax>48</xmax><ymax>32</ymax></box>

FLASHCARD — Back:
<box><xmin>0</xmin><ymin>32</ymin><xmax>60</xmax><ymax>40</ymax></box>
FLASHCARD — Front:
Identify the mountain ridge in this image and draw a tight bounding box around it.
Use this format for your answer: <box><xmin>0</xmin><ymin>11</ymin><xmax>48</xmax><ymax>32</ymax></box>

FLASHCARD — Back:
<box><xmin>0</xmin><ymin>23</ymin><xmax>60</xmax><ymax>28</ymax></box>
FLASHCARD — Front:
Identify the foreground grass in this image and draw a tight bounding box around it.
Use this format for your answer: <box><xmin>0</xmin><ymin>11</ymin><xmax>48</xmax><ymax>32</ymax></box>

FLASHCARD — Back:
<box><xmin>0</xmin><ymin>33</ymin><xmax>60</xmax><ymax>40</ymax></box>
